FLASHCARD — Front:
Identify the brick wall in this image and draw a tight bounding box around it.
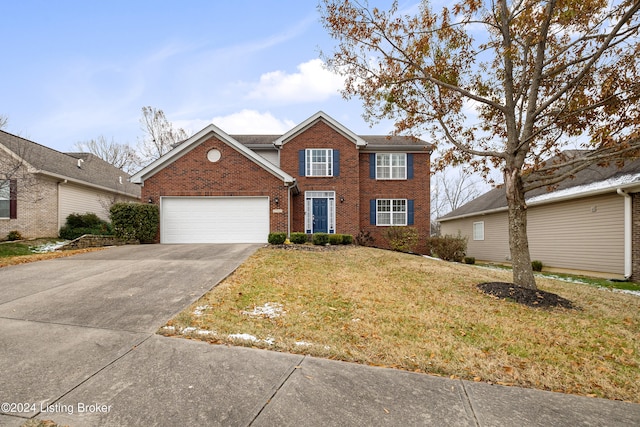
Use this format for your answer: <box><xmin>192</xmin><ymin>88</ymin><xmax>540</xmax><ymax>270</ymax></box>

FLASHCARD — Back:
<box><xmin>0</xmin><ymin>158</ymin><xmax>59</xmax><ymax>238</ymax></box>
<box><xmin>278</xmin><ymin>121</ymin><xmax>361</xmax><ymax>237</ymax></box>
<box><xmin>141</xmin><ymin>135</ymin><xmax>289</xmax><ymax>241</ymax></box>
<box><xmin>358</xmin><ymin>151</ymin><xmax>431</xmax><ymax>253</ymax></box>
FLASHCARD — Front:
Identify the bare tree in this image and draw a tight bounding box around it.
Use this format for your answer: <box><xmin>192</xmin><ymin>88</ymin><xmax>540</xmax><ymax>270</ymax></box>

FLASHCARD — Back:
<box><xmin>138</xmin><ymin>106</ymin><xmax>189</xmax><ymax>163</ymax></box>
<box><xmin>0</xmin><ymin>115</ymin><xmax>7</xmax><ymax>130</ymax></box>
<box><xmin>321</xmin><ymin>0</ymin><xmax>640</xmax><ymax>289</ymax></box>
<box><xmin>431</xmin><ymin>167</ymin><xmax>483</xmax><ymax>222</ymax></box>
<box><xmin>74</xmin><ymin>136</ymin><xmax>140</xmax><ymax>174</ymax></box>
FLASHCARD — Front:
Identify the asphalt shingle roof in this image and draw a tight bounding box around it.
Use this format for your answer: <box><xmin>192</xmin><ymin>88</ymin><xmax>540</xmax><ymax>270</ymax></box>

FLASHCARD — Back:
<box><xmin>0</xmin><ymin>130</ymin><xmax>140</xmax><ymax>197</ymax></box>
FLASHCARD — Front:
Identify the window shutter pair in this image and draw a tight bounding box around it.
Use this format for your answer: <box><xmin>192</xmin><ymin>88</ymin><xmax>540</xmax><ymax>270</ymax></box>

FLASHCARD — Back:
<box><xmin>369</xmin><ymin>153</ymin><xmax>414</xmax><ymax>179</ymax></box>
<box><xmin>370</xmin><ymin>199</ymin><xmax>414</xmax><ymax>225</ymax></box>
<box><xmin>299</xmin><ymin>150</ymin><xmax>340</xmax><ymax>177</ymax></box>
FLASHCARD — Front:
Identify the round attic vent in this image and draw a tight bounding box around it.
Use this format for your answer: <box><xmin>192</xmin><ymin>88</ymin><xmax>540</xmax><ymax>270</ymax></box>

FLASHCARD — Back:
<box><xmin>207</xmin><ymin>149</ymin><xmax>221</xmax><ymax>163</ymax></box>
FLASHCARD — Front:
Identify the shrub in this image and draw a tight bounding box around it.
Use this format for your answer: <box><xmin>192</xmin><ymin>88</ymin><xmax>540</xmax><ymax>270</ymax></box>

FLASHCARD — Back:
<box><xmin>312</xmin><ymin>233</ymin><xmax>329</xmax><ymax>245</ymax></box>
<box><xmin>341</xmin><ymin>234</ymin><xmax>353</xmax><ymax>245</ymax></box>
<box><xmin>290</xmin><ymin>232</ymin><xmax>308</xmax><ymax>244</ymax></box>
<box><xmin>532</xmin><ymin>260</ymin><xmax>543</xmax><ymax>272</ymax></box>
<box><xmin>328</xmin><ymin>234</ymin><xmax>343</xmax><ymax>245</ymax></box>
<box><xmin>268</xmin><ymin>232</ymin><xmax>287</xmax><ymax>245</ymax></box>
<box><xmin>355</xmin><ymin>230</ymin><xmax>374</xmax><ymax>246</ymax></box>
<box><xmin>59</xmin><ymin>212</ymin><xmax>113</xmax><ymax>240</ymax></box>
<box><xmin>6</xmin><ymin>230</ymin><xmax>23</xmax><ymax>241</ymax></box>
<box><xmin>385</xmin><ymin>226</ymin><xmax>419</xmax><ymax>253</ymax></box>
<box><xmin>464</xmin><ymin>257</ymin><xmax>476</xmax><ymax>265</ymax></box>
<box><xmin>110</xmin><ymin>203</ymin><xmax>159</xmax><ymax>243</ymax></box>
<box><xmin>426</xmin><ymin>234</ymin><xmax>468</xmax><ymax>262</ymax></box>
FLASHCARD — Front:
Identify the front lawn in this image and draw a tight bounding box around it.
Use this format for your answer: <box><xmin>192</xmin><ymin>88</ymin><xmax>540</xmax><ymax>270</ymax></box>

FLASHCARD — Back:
<box><xmin>0</xmin><ymin>239</ymin><xmax>104</xmax><ymax>267</ymax></box>
<box><xmin>162</xmin><ymin>246</ymin><xmax>640</xmax><ymax>403</ymax></box>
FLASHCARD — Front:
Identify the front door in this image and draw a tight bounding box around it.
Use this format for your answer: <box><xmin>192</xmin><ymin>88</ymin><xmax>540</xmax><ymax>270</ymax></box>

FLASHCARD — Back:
<box><xmin>312</xmin><ymin>198</ymin><xmax>328</xmax><ymax>233</ymax></box>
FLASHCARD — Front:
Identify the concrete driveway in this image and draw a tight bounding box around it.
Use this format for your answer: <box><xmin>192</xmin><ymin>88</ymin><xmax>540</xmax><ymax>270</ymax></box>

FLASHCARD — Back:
<box><xmin>1</xmin><ymin>244</ymin><xmax>639</xmax><ymax>426</ymax></box>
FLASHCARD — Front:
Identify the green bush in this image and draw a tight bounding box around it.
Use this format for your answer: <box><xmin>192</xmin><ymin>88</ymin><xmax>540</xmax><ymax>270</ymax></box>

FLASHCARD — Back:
<box><xmin>464</xmin><ymin>256</ymin><xmax>476</xmax><ymax>265</ymax></box>
<box><xmin>341</xmin><ymin>234</ymin><xmax>353</xmax><ymax>245</ymax></box>
<box><xmin>110</xmin><ymin>203</ymin><xmax>159</xmax><ymax>243</ymax></box>
<box><xmin>290</xmin><ymin>232</ymin><xmax>308</xmax><ymax>244</ymax></box>
<box><xmin>6</xmin><ymin>230</ymin><xmax>23</xmax><ymax>241</ymax></box>
<box><xmin>532</xmin><ymin>260</ymin><xmax>543</xmax><ymax>272</ymax></box>
<box><xmin>312</xmin><ymin>233</ymin><xmax>329</xmax><ymax>245</ymax></box>
<box><xmin>385</xmin><ymin>226</ymin><xmax>419</xmax><ymax>253</ymax></box>
<box><xmin>59</xmin><ymin>212</ymin><xmax>113</xmax><ymax>240</ymax></box>
<box><xmin>268</xmin><ymin>232</ymin><xmax>287</xmax><ymax>245</ymax></box>
<box><xmin>426</xmin><ymin>234</ymin><xmax>467</xmax><ymax>262</ymax></box>
<box><xmin>328</xmin><ymin>234</ymin><xmax>343</xmax><ymax>245</ymax></box>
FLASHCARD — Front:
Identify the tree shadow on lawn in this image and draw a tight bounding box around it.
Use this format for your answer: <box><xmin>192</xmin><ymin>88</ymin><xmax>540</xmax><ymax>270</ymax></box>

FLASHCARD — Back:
<box><xmin>477</xmin><ymin>282</ymin><xmax>578</xmax><ymax>309</ymax></box>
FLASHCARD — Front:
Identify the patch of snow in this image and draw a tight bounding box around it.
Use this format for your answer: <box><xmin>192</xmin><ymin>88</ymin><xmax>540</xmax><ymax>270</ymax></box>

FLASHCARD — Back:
<box><xmin>611</xmin><ymin>289</ymin><xmax>640</xmax><ymax>297</ymax></box>
<box><xmin>351</xmin><ymin>318</ymin><xmax>361</xmax><ymax>322</ymax></box>
<box><xmin>295</xmin><ymin>341</ymin><xmax>312</xmax><ymax>347</ymax></box>
<box><xmin>422</xmin><ymin>255</ymin><xmax>443</xmax><ymax>261</ymax></box>
<box><xmin>30</xmin><ymin>241</ymin><xmax>68</xmax><ymax>253</ymax></box>
<box><xmin>193</xmin><ymin>305</ymin><xmax>210</xmax><ymax>316</ymax></box>
<box><xmin>196</xmin><ymin>329</ymin><xmax>215</xmax><ymax>336</ymax></box>
<box><xmin>182</xmin><ymin>327</ymin><xmax>197</xmax><ymax>334</ymax></box>
<box><xmin>228</xmin><ymin>333</ymin><xmax>259</xmax><ymax>342</ymax></box>
<box><xmin>242</xmin><ymin>302</ymin><xmax>285</xmax><ymax>319</ymax></box>
<box><xmin>527</xmin><ymin>173</ymin><xmax>640</xmax><ymax>205</ymax></box>
<box><xmin>162</xmin><ymin>326</ymin><xmax>176</xmax><ymax>332</ymax></box>
<box><xmin>263</xmin><ymin>337</ymin><xmax>275</xmax><ymax>345</ymax></box>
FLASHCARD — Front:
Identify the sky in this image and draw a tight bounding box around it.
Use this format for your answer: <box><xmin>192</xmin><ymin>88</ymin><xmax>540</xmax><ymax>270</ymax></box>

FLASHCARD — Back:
<box><xmin>0</xmin><ymin>0</ymin><xmax>416</xmax><ymax>154</ymax></box>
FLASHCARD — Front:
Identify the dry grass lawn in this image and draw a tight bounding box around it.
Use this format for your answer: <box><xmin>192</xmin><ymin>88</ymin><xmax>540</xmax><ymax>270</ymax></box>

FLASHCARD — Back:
<box><xmin>162</xmin><ymin>246</ymin><xmax>640</xmax><ymax>403</ymax></box>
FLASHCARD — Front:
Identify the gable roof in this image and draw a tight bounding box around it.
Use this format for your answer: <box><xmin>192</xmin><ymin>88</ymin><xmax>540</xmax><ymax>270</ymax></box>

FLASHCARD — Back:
<box><xmin>274</xmin><ymin>111</ymin><xmax>368</xmax><ymax>148</ymax></box>
<box><xmin>129</xmin><ymin>123</ymin><xmax>296</xmax><ymax>186</ymax></box>
<box><xmin>0</xmin><ymin>130</ymin><xmax>140</xmax><ymax>198</ymax></box>
<box><xmin>439</xmin><ymin>154</ymin><xmax>640</xmax><ymax>221</ymax></box>
<box><xmin>233</xmin><ymin>133</ymin><xmax>431</xmax><ymax>151</ymax></box>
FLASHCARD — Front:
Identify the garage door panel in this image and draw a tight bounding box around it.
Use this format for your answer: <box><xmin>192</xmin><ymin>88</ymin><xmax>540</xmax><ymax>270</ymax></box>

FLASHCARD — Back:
<box><xmin>161</xmin><ymin>197</ymin><xmax>269</xmax><ymax>244</ymax></box>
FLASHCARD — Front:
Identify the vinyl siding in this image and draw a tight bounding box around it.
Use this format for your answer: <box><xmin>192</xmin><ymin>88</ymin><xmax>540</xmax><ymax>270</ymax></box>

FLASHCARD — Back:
<box><xmin>439</xmin><ymin>192</ymin><xmax>625</xmax><ymax>275</ymax></box>
<box><xmin>58</xmin><ymin>183</ymin><xmax>138</xmax><ymax>229</ymax></box>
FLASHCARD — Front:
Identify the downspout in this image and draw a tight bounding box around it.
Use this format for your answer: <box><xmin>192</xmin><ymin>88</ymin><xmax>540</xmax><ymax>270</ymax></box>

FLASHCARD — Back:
<box><xmin>617</xmin><ymin>188</ymin><xmax>632</xmax><ymax>279</ymax></box>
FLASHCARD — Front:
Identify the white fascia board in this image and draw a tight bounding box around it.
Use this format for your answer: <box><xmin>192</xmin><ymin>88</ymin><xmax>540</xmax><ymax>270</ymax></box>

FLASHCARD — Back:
<box><xmin>129</xmin><ymin>123</ymin><xmax>296</xmax><ymax>185</ymax></box>
<box><xmin>439</xmin><ymin>173</ymin><xmax>640</xmax><ymax>222</ymax></box>
<box><xmin>36</xmin><ymin>170</ymin><xmax>140</xmax><ymax>198</ymax></box>
<box><xmin>273</xmin><ymin>111</ymin><xmax>367</xmax><ymax>148</ymax></box>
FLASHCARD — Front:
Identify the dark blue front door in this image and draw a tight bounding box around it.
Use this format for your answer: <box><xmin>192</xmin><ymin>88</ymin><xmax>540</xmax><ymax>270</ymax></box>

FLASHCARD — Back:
<box><xmin>312</xmin><ymin>198</ymin><xmax>328</xmax><ymax>233</ymax></box>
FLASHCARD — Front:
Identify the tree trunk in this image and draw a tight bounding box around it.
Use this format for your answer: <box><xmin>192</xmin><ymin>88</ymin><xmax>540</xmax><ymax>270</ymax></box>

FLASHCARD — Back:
<box><xmin>504</xmin><ymin>168</ymin><xmax>537</xmax><ymax>290</ymax></box>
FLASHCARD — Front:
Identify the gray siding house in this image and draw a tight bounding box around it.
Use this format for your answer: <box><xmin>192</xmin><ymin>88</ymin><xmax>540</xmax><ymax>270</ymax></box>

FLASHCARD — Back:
<box><xmin>438</xmin><ymin>157</ymin><xmax>640</xmax><ymax>280</ymax></box>
<box><xmin>1</xmin><ymin>130</ymin><xmax>141</xmax><ymax>239</ymax></box>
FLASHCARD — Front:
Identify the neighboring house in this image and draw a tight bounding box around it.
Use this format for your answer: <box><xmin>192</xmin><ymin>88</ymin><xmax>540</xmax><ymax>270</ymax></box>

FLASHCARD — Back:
<box><xmin>0</xmin><ymin>130</ymin><xmax>141</xmax><ymax>239</ymax></box>
<box><xmin>130</xmin><ymin>111</ymin><xmax>432</xmax><ymax>250</ymax></box>
<box><xmin>438</xmin><ymin>154</ymin><xmax>640</xmax><ymax>280</ymax></box>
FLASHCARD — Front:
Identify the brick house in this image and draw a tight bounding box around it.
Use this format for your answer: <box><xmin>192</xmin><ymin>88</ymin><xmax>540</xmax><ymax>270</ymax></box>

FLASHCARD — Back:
<box><xmin>130</xmin><ymin>111</ymin><xmax>432</xmax><ymax>251</ymax></box>
<box><xmin>438</xmin><ymin>153</ymin><xmax>640</xmax><ymax>280</ymax></box>
<box><xmin>0</xmin><ymin>130</ymin><xmax>141</xmax><ymax>239</ymax></box>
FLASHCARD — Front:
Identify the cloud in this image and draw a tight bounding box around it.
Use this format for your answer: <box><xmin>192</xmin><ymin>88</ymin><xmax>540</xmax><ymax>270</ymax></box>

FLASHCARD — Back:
<box><xmin>247</xmin><ymin>59</ymin><xmax>345</xmax><ymax>103</ymax></box>
<box><xmin>177</xmin><ymin>110</ymin><xmax>295</xmax><ymax>135</ymax></box>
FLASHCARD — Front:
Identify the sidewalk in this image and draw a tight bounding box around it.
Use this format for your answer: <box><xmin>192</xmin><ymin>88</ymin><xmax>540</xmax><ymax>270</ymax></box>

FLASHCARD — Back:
<box><xmin>2</xmin><ymin>334</ymin><xmax>639</xmax><ymax>427</ymax></box>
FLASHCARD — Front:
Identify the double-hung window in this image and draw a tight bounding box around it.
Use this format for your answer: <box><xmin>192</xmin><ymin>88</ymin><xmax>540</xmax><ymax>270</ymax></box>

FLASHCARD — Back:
<box><xmin>376</xmin><ymin>199</ymin><xmax>407</xmax><ymax>226</ymax></box>
<box><xmin>0</xmin><ymin>180</ymin><xmax>10</xmax><ymax>218</ymax></box>
<box><xmin>473</xmin><ymin>221</ymin><xmax>485</xmax><ymax>241</ymax></box>
<box><xmin>306</xmin><ymin>149</ymin><xmax>333</xmax><ymax>177</ymax></box>
<box><xmin>376</xmin><ymin>153</ymin><xmax>406</xmax><ymax>180</ymax></box>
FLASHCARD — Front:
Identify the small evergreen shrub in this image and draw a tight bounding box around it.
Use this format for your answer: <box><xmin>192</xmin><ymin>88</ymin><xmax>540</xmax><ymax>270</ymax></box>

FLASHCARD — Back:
<box><xmin>59</xmin><ymin>212</ymin><xmax>113</xmax><ymax>240</ymax></box>
<box><xmin>341</xmin><ymin>234</ymin><xmax>353</xmax><ymax>245</ymax></box>
<box><xmin>328</xmin><ymin>234</ymin><xmax>343</xmax><ymax>245</ymax></box>
<box><xmin>312</xmin><ymin>233</ymin><xmax>329</xmax><ymax>245</ymax></box>
<box><xmin>6</xmin><ymin>230</ymin><xmax>23</xmax><ymax>241</ymax></box>
<box><xmin>110</xmin><ymin>203</ymin><xmax>159</xmax><ymax>243</ymax></box>
<box><xmin>268</xmin><ymin>232</ymin><xmax>287</xmax><ymax>245</ymax></box>
<box><xmin>385</xmin><ymin>226</ymin><xmax>419</xmax><ymax>253</ymax></box>
<box><xmin>426</xmin><ymin>234</ymin><xmax>468</xmax><ymax>262</ymax></box>
<box><xmin>464</xmin><ymin>257</ymin><xmax>476</xmax><ymax>265</ymax></box>
<box><xmin>532</xmin><ymin>260</ymin><xmax>543</xmax><ymax>272</ymax></box>
<box><xmin>290</xmin><ymin>232</ymin><xmax>308</xmax><ymax>244</ymax></box>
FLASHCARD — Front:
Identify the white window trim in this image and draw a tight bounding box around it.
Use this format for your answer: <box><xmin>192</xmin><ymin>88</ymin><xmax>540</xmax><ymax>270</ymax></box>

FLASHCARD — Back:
<box><xmin>376</xmin><ymin>199</ymin><xmax>407</xmax><ymax>226</ymax></box>
<box><xmin>305</xmin><ymin>148</ymin><xmax>333</xmax><ymax>177</ymax></box>
<box><xmin>376</xmin><ymin>153</ymin><xmax>407</xmax><ymax>180</ymax></box>
<box><xmin>0</xmin><ymin>180</ymin><xmax>10</xmax><ymax>219</ymax></box>
<box><xmin>473</xmin><ymin>221</ymin><xmax>485</xmax><ymax>241</ymax></box>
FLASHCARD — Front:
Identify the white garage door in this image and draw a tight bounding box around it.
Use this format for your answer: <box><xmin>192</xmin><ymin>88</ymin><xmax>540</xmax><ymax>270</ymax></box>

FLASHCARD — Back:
<box><xmin>161</xmin><ymin>197</ymin><xmax>269</xmax><ymax>244</ymax></box>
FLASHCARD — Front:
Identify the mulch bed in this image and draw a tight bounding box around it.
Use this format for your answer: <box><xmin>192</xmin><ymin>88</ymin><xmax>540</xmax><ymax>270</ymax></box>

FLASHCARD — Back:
<box><xmin>477</xmin><ymin>282</ymin><xmax>577</xmax><ymax>309</ymax></box>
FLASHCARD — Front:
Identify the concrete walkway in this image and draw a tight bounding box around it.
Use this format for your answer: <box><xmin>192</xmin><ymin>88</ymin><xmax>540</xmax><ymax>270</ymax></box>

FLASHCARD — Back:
<box><xmin>1</xmin><ymin>244</ymin><xmax>639</xmax><ymax>426</ymax></box>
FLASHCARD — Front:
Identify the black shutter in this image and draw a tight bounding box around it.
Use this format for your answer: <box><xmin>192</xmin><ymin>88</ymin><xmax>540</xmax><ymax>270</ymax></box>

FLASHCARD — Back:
<box><xmin>9</xmin><ymin>179</ymin><xmax>17</xmax><ymax>219</ymax></box>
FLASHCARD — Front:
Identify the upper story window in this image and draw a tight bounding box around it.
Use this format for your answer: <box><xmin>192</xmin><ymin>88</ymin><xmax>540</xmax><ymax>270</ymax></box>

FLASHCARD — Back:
<box><xmin>305</xmin><ymin>149</ymin><xmax>333</xmax><ymax>177</ymax></box>
<box><xmin>0</xmin><ymin>180</ymin><xmax>10</xmax><ymax>218</ymax></box>
<box><xmin>376</xmin><ymin>153</ymin><xmax>407</xmax><ymax>180</ymax></box>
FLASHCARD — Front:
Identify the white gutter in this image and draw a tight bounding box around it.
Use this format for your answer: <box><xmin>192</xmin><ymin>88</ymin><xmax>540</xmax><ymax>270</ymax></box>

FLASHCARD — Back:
<box><xmin>617</xmin><ymin>188</ymin><xmax>633</xmax><ymax>279</ymax></box>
